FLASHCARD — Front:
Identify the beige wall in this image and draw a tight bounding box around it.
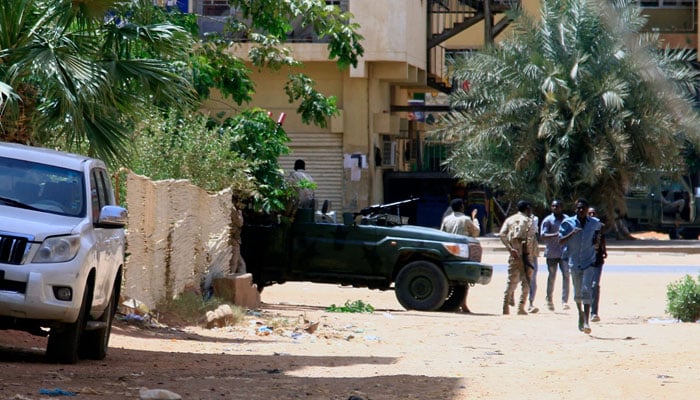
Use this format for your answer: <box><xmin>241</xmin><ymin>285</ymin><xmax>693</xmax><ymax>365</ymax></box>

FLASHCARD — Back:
<box><xmin>349</xmin><ymin>0</ymin><xmax>427</xmax><ymax>78</ymax></box>
<box><xmin>124</xmin><ymin>172</ymin><xmax>243</xmax><ymax>309</ymax></box>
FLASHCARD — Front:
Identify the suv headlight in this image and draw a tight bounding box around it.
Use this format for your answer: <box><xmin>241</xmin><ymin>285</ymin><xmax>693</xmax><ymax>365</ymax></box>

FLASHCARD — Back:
<box><xmin>442</xmin><ymin>242</ymin><xmax>470</xmax><ymax>258</ymax></box>
<box><xmin>32</xmin><ymin>236</ymin><xmax>80</xmax><ymax>263</ymax></box>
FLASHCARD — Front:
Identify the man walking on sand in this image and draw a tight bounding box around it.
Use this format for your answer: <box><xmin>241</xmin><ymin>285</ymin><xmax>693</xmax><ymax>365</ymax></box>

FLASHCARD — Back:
<box><xmin>559</xmin><ymin>198</ymin><xmax>602</xmax><ymax>334</ymax></box>
<box><xmin>526</xmin><ymin>214</ymin><xmax>540</xmax><ymax>314</ymax></box>
<box><xmin>540</xmin><ymin>200</ymin><xmax>571</xmax><ymax>311</ymax></box>
<box><xmin>588</xmin><ymin>207</ymin><xmax>607</xmax><ymax>322</ymax></box>
<box><xmin>499</xmin><ymin>200</ymin><xmax>535</xmax><ymax>315</ymax></box>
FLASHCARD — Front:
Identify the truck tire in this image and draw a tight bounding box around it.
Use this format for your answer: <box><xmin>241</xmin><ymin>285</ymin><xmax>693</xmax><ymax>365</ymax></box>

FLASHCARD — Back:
<box><xmin>439</xmin><ymin>285</ymin><xmax>468</xmax><ymax>312</ymax></box>
<box><xmin>395</xmin><ymin>261</ymin><xmax>449</xmax><ymax>311</ymax></box>
<box><xmin>47</xmin><ymin>284</ymin><xmax>91</xmax><ymax>364</ymax></box>
<box><xmin>679</xmin><ymin>228</ymin><xmax>700</xmax><ymax>240</ymax></box>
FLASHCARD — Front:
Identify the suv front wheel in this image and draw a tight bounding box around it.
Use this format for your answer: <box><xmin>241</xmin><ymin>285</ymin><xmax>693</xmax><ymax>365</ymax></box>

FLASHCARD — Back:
<box><xmin>46</xmin><ymin>284</ymin><xmax>91</xmax><ymax>364</ymax></box>
<box><xmin>80</xmin><ymin>275</ymin><xmax>120</xmax><ymax>360</ymax></box>
<box><xmin>394</xmin><ymin>261</ymin><xmax>448</xmax><ymax>311</ymax></box>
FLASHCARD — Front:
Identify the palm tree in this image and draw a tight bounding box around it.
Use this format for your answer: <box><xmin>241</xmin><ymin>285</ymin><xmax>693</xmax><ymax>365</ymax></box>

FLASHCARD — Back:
<box><xmin>0</xmin><ymin>0</ymin><xmax>197</xmax><ymax>164</ymax></box>
<box><xmin>431</xmin><ymin>0</ymin><xmax>700</xmax><ymax>218</ymax></box>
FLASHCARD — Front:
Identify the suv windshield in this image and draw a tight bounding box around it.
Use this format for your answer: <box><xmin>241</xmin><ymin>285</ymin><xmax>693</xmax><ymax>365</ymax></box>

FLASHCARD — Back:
<box><xmin>0</xmin><ymin>157</ymin><xmax>85</xmax><ymax>217</ymax></box>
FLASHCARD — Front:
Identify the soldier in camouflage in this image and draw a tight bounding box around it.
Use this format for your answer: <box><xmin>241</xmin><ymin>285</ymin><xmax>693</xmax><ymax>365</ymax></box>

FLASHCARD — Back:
<box><xmin>499</xmin><ymin>200</ymin><xmax>536</xmax><ymax>315</ymax></box>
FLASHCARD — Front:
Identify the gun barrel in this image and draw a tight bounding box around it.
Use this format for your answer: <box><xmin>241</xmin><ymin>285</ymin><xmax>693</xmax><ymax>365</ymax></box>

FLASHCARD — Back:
<box><xmin>360</xmin><ymin>197</ymin><xmax>420</xmax><ymax>216</ymax></box>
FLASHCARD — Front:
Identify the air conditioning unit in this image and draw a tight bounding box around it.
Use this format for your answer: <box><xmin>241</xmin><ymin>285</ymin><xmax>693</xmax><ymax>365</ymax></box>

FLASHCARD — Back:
<box><xmin>381</xmin><ymin>137</ymin><xmax>397</xmax><ymax>167</ymax></box>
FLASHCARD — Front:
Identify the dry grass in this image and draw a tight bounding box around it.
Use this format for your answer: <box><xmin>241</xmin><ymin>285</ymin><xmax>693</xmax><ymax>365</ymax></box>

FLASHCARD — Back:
<box><xmin>155</xmin><ymin>292</ymin><xmax>247</xmax><ymax>327</ymax></box>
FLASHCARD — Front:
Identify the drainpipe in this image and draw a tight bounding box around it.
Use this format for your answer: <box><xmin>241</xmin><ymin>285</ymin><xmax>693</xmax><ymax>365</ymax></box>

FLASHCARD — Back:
<box><xmin>367</xmin><ymin>71</ymin><xmax>373</xmax><ymax>205</ymax></box>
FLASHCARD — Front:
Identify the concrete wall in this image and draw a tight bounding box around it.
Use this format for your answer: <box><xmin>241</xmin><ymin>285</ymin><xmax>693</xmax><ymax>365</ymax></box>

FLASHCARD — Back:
<box><xmin>123</xmin><ymin>172</ymin><xmax>243</xmax><ymax>309</ymax></box>
<box><xmin>349</xmin><ymin>0</ymin><xmax>427</xmax><ymax>78</ymax></box>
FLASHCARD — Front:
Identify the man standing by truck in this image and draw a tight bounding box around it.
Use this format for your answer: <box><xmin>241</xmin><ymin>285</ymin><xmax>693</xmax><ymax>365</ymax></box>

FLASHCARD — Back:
<box><xmin>287</xmin><ymin>159</ymin><xmax>316</xmax><ymax>210</ymax></box>
<box><xmin>440</xmin><ymin>198</ymin><xmax>480</xmax><ymax>313</ymax></box>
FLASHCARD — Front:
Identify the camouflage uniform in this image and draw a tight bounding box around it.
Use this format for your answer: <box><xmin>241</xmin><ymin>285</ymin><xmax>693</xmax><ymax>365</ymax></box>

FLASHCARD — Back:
<box><xmin>498</xmin><ymin>210</ymin><xmax>534</xmax><ymax>315</ymax></box>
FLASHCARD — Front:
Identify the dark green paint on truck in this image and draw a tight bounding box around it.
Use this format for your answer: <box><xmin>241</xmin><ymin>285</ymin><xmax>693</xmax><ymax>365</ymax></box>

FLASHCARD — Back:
<box><xmin>241</xmin><ymin>208</ymin><xmax>493</xmax><ymax>311</ymax></box>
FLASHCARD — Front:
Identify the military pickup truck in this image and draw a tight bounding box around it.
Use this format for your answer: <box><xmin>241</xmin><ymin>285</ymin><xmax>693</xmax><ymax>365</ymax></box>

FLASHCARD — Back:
<box><xmin>241</xmin><ymin>199</ymin><xmax>493</xmax><ymax>311</ymax></box>
<box><xmin>625</xmin><ymin>173</ymin><xmax>700</xmax><ymax>239</ymax></box>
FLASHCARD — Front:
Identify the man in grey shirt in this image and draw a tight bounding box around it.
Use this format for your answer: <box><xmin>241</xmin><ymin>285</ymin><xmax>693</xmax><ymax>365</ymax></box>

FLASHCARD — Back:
<box><xmin>540</xmin><ymin>200</ymin><xmax>570</xmax><ymax>311</ymax></box>
<box><xmin>287</xmin><ymin>159</ymin><xmax>315</xmax><ymax>209</ymax></box>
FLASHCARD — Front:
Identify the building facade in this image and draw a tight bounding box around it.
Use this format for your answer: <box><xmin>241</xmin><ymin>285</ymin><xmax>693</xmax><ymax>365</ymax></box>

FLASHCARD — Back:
<box><xmin>173</xmin><ymin>0</ymin><xmax>699</xmax><ymax>227</ymax></box>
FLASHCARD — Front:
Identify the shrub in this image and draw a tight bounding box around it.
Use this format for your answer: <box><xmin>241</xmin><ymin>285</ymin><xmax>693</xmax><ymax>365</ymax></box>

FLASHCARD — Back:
<box><xmin>326</xmin><ymin>299</ymin><xmax>375</xmax><ymax>313</ymax></box>
<box><xmin>129</xmin><ymin>108</ymin><xmax>296</xmax><ymax>214</ymax></box>
<box><xmin>156</xmin><ymin>292</ymin><xmax>246</xmax><ymax>326</ymax></box>
<box><xmin>130</xmin><ymin>110</ymin><xmax>252</xmax><ymax>193</ymax></box>
<box><xmin>666</xmin><ymin>274</ymin><xmax>700</xmax><ymax>322</ymax></box>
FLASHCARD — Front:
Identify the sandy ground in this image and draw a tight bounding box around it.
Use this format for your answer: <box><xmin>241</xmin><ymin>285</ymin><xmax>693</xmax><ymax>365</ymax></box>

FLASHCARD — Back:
<box><xmin>1</xmin><ymin>235</ymin><xmax>699</xmax><ymax>400</ymax></box>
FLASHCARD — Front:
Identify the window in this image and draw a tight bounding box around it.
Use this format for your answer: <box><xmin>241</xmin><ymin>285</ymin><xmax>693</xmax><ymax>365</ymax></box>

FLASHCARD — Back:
<box><xmin>90</xmin><ymin>168</ymin><xmax>114</xmax><ymax>223</ymax></box>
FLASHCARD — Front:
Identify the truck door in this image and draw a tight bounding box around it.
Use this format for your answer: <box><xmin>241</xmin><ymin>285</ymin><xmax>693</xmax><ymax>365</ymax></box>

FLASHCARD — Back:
<box><xmin>291</xmin><ymin>217</ymin><xmax>380</xmax><ymax>278</ymax></box>
<box><xmin>625</xmin><ymin>184</ymin><xmax>655</xmax><ymax>230</ymax></box>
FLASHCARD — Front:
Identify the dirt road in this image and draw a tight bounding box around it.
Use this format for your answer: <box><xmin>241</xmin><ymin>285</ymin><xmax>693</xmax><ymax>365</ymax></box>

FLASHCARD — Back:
<box><xmin>1</xmin><ymin>241</ymin><xmax>699</xmax><ymax>400</ymax></box>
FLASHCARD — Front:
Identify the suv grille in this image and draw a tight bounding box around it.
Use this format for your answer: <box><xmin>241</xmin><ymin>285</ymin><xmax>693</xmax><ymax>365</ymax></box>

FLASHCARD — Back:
<box><xmin>0</xmin><ymin>234</ymin><xmax>29</xmax><ymax>265</ymax></box>
<box><xmin>468</xmin><ymin>242</ymin><xmax>483</xmax><ymax>262</ymax></box>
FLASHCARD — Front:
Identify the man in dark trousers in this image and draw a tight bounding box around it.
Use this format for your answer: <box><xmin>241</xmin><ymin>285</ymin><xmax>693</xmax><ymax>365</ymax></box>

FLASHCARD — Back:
<box><xmin>559</xmin><ymin>198</ymin><xmax>602</xmax><ymax>334</ymax></box>
<box><xmin>540</xmin><ymin>200</ymin><xmax>571</xmax><ymax>312</ymax></box>
<box><xmin>588</xmin><ymin>207</ymin><xmax>607</xmax><ymax>322</ymax></box>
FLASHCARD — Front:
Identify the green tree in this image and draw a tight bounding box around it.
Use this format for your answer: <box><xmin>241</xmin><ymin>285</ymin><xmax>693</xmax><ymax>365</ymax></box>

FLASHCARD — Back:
<box><xmin>1</xmin><ymin>0</ymin><xmax>364</xmax><ymax>213</ymax></box>
<box><xmin>430</xmin><ymin>0</ymin><xmax>700</xmax><ymax>216</ymax></box>
<box><xmin>0</xmin><ymin>0</ymin><xmax>197</xmax><ymax>165</ymax></box>
<box><xmin>189</xmin><ymin>0</ymin><xmax>363</xmax><ymax>128</ymax></box>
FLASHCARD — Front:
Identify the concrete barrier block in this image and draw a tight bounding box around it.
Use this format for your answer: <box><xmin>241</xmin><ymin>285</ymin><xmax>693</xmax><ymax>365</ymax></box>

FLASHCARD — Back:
<box><xmin>212</xmin><ymin>273</ymin><xmax>260</xmax><ymax>310</ymax></box>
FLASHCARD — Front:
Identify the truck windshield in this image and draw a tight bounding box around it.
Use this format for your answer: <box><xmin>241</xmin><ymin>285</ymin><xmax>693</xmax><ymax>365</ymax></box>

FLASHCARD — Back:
<box><xmin>0</xmin><ymin>157</ymin><xmax>86</xmax><ymax>217</ymax></box>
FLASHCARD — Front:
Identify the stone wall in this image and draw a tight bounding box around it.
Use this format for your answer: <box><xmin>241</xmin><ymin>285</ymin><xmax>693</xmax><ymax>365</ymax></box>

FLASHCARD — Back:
<box><xmin>123</xmin><ymin>172</ymin><xmax>244</xmax><ymax>309</ymax></box>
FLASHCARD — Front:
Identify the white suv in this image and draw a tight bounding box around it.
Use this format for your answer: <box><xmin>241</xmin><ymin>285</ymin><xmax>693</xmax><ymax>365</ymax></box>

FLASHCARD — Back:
<box><xmin>0</xmin><ymin>143</ymin><xmax>127</xmax><ymax>363</ymax></box>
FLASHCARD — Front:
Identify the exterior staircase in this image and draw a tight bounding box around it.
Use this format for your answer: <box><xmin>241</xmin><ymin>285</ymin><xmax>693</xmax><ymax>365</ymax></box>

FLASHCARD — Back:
<box><xmin>427</xmin><ymin>0</ymin><xmax>518</xmax><ymax>93</ymax></box>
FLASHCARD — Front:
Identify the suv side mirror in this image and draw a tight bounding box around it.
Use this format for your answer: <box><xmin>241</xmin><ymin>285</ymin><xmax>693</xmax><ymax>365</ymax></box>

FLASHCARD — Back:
<box><xmin>96</xmin><ymin>205</ymin><xmax>128</xmax><ymax>228</ymax></box>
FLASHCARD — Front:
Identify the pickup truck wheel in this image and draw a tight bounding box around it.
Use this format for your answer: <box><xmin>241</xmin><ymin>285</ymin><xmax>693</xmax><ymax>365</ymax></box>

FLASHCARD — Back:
<box><xmin>46</xmin><ymin>285</ymin><xmax>90</xmax><ymax>364</ymax></box>
<box><xmin>395</xmin><ymin>261</ymin><xmax>448</xmax><ymax>311</ymax></box>
<box><xmin>439</xmin><ymin>285</ymin><xmax>467</xmax><ymax>312</ymax></box>
<box><xmin>679</xmin><ymin>228</ymin><xmax>700</xmax><ymax>240</ymax></box>
<box><xmin>80</xmin><ymin>278</ymin><xmax>119</xmax><ymax>360</ymax></box>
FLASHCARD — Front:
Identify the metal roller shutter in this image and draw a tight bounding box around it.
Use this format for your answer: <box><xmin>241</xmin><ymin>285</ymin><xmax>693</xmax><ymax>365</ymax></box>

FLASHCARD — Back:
<box><xmin>280</xmin><ymin>132</ymin><xmax>343</xmax><ymax>211</ymax></box>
